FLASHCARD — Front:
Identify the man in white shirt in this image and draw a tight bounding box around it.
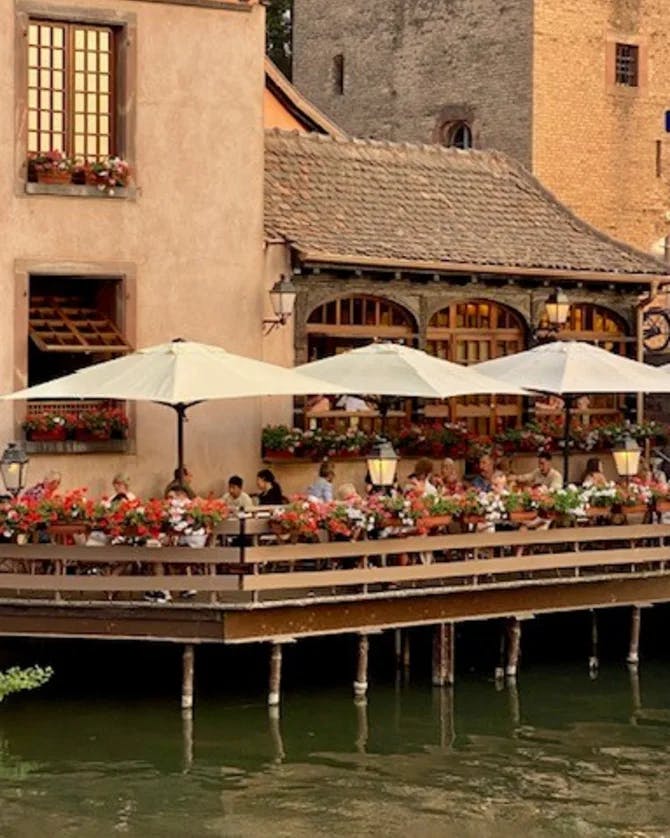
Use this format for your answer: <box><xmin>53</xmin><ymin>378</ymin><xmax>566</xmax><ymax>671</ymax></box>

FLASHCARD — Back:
<box><xmin>222</xmin><ymin>475</ymin><xmax>252</xmax><ymax>511</ymax></box>
<box><xmin>517</xmin><ymin>452</ymin><xmax>563</xmax><ymax>491</ymax></box>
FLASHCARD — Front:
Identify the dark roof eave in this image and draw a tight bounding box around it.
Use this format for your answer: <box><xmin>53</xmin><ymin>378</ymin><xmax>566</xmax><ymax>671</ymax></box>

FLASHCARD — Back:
<box><xmin>294</xmin><ymin>248</ymin><xmax>670</xmax><ymax>285</ymax></box>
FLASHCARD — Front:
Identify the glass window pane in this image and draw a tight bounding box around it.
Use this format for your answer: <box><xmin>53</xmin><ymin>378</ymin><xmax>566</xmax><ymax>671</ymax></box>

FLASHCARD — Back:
<box><xmin>28</xmin><ymin>47</ymin><xmax>38</xmax><ymax>66</ymax></box>
<box><xmin>87</xmin><ymin>52</ymin><xmax>97</xmax><ymax>72</ymax></box>
<box><xmin>99</xmin><ymin>115</ymin><xmax>109</xmax><ymax>135</ymax></box>
<box><xmin>40</xmin><ymin>90</ymin><xmax>50</xmax><ymax>109</ymax></box>
<box><xmin>28</xmin><ymin>89</ymin><xmax>37</xmax><ymax>108</ymax></box>
<box><xmin>53</xmin><ymin>131</ymin><xmax>64</xmax><ymax>150</ymax></box>
<box><xmin>87</xmin><ymin>114</ymin><xmax>97</xmax><ymax>133</ymax></box>
<box><xmin>75</xmin><ymin>93</ymin><xmax>85</xmax><ymax>112</ymax></box>
<box><xmin>100</xmin><ymin>53</ymin><xmax>109</xmax><ymax>73</ymax></box>
<box><xmin>52</xmin><ymin>70</ymin><xmax>63</xmax><ymax>90</ymax></box>
<box><xmin>87</xmin><ymin>93</ymin><xmax>97</xmax><ymax>111</ymax></box>
<box><xmin>99</xmin><ymin>75</ymin><xmax>109</xmax><ymax>93</ymax></box>
<box><xmin>39</xmin><ymin>134</ymin><xmax>50</xmax><ymax>152</ymax></box>
<box><xmin>75</xmin><ymin>51</ymin><xmax>85</xmax><ymax>71</ymax></box>
<box><xmin>52</xmin><ymin>113</ymin><xmax>63</xmax><ymax>132</ymax></box>
<box><xmin>99</xmin><ymin>94</ymin><xmax>109</xmax><ymax>114</ymax></box>
<box><xmin>40</xmin><ymin>47</ymin><xmax>51</xmax><ymax>67</ymax></box>
<box><xmin>87</xmin><ymin>74</ymin><xmax>97</xmax><ymax>92</ymax></box>
<box><xmin>52</xmin><ymin>92</ymin><xmax>63</xmax><ymax>111</ymax></box>
<box><xmin>40</xmin><ymin>69</ymin><xmax>50</xmax><ymax>87</ymax></box>
<box><xmin>75</xmin><ymin>72</ymin><xmax>85</xmax><ymax>91</ymax></box>
<box><xmin>40</xmin><ymin>27</ymin><xmax>50</xmax><ymax>46</ymax></box>
<box><xmin>53</xmin><ymin>28</ymin><xmax>63</xmax><ymax>48</ymax></box>
<box><xmin>28</xmin><ymin>112</ymin><xmax>37</xmax><ymax>131</ymax></box>
<box><xmin>87</xmin><ymin>30</ymin><xmax>97</xmax><ymax>50</ymax></box>
<box><xmin>28</xmin><ymin>25</ymin><xmax>39</xmax><ymax>45</ymax></box>
<box><xmin>74</xmin><ymin>114</ymin><xmax>85</xmax><ymax>133</ymax></box>
<box><xmin>100</xmin><ymin>31</ymin><xmax>109</xmax><ymax>50</ymax></box>
<box><xmin>74</xmin><ymin>136</ymin><xmax>85</xmax><ymax>155</ymax></box>
<box><xmin>28</xmin><ymin>68</ymin><xmax>38</xmax><ymax>86</ymax></box>
<box><xmin>87</xmin><ymin>136</ymin><xmax>97</xmax><ymax>155</ymax></box>
<box><xmin>52</xmin><ymin>50</ymin><xmax>63</xmax><ymax>70</ymax></box>
<box><xmin>75</xmin><ymin>30</ymin><xmax>85</xmax><ymax>49</ymax></box>
<box><xmin>28</xmin><ymin>131</ymin><xmax>38</xmax><ymax>151</ymax></box>
<box><xmin>100</xmin><ymin>137</ymin><xmax>109</xmax><ymax>155</ymax></box>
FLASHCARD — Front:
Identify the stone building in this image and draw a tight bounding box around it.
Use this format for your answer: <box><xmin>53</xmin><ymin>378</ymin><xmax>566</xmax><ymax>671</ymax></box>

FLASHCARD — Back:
<box><xmin>292</xmin><ymin>0</ymin><xmax>670</xmax><ymax>254</ymax></box>
<box><xmin>264</xmin><ymin>129</ymin><xmax>669</xmax><ymax>440</ymax></box>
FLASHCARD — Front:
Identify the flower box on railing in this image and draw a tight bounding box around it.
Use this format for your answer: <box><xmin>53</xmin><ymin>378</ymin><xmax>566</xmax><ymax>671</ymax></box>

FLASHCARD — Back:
<box><xmin>26</xmin><ymin>428</ymin><xmax>67</xmax><ymax>442</ymax></box>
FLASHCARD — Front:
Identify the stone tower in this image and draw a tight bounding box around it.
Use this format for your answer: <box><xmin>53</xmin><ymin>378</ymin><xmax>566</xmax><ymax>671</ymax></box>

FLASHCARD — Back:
<box><xmin>292</xmin><ymin>0</ymin><xmax>670</xmax><ymax>253</ymax></box>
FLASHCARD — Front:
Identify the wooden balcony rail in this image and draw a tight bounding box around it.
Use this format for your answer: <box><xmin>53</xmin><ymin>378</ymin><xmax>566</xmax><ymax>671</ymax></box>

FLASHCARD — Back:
<box><xmin>0</xmin><ymin>523</ymin><xmax>667</xmax><ymax>605</ymax></box>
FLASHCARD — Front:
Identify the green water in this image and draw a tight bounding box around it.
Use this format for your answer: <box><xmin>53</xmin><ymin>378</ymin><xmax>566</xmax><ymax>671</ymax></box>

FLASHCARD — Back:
<box><xmin>0</xmin><ymin>664</ymin><xmax>668</xmax><ymax>837</ymax></box>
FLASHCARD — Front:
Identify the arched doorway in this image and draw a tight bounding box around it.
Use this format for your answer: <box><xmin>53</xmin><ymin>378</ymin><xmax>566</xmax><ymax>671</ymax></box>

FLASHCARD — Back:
<box><xmin>306</xmin><ymin>294</ymin><xmax>416</xmax><ymax>360</ymax></box>
<box><xmin>426</xmin><ymin>299</ymin><xmax>527</xmax><ymax>434</ymax></box>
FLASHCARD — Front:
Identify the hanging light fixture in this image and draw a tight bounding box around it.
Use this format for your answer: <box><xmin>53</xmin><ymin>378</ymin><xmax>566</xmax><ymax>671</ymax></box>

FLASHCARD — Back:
<box><xmin>264</xmin><ymin>275</ymin><xmax>297</xmax><ymax>333</ymax></box>
<box><xmin>0</xmin><ymin>443</ymin><xmax>29</xmax><ymax>498</ymax></box>
<box><xmin>366</xmin><ymin>440</ymin><xmax>399</xmax><ymax>489</ymax></box>
<box><xmin>613</xmin><ymin>434</ymin><xmax>641</xmax><ymax>482</ymax></box>
<box><xmin>543</xmin><ymin>287</ymin><xmax>570</xmax><ymax>330</ymax></box>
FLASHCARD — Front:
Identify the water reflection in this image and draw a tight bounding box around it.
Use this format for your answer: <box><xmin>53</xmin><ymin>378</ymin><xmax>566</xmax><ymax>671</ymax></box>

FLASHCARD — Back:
<box><xmin>0</xmin><ymin>665</ymin><xmax>668</xmax><ymax>836</ymax></box>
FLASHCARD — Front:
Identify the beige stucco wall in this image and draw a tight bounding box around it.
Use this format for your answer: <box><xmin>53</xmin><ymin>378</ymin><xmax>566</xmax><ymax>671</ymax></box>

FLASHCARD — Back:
<box><xmin>533</xmin><ymin>0</ymin><xmax>670</xmax><ymax>252</ymax></box>
<box><xmin>0</xmin><ymin>0</ymin><xmax>267</xmax><ymax>499</ymax></box>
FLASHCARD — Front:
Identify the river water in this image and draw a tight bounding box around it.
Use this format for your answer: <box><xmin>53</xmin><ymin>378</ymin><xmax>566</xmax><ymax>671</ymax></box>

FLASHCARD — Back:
<box><xmin>0</xmin><ymin>656</ymin><xmax>669</xmax><ymax>837</ymax></box>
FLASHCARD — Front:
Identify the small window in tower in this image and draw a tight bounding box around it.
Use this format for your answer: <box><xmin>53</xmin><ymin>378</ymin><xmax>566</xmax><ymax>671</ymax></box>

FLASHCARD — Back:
<box><xmin>333</xmin><ymin>54</ymin><xmax>344</xmax><ymax>95</ymax></box>
<box><xmin>615</xmin><ymin>43</ymin><xmax>639</xmax><ymax>87</ymax></box>
<box><xmin>443</xmin><ymin>122</ymin><xmax>473</xmax><ymax>150</ymax></box>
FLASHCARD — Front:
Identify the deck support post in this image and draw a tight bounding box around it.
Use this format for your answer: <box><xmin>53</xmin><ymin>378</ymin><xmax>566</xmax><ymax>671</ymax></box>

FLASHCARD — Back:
<box><xmin>589</xmin><ymin>609</ymin><xmax>599</xmax><ymax>677</ymax></box>
<box><xmin>627</xmin><ymin>606</ymin><xmax>642</xmax><ymax>667</ymax></box>
<box><xmin>494</xmin><ymin>625</ymin><xmax>506</xmax><ymax>685</ymax></box>
<box><xmin>505</xmin><ymin>617</ymin><xmax>521</xmax><ymax>680</ymax></box>
<box><xmin>402</xmin><ymin>630</ymin><xmax>411</xmax><ymax>671</ymax></box>
<box><xmin>394</xmin><ymin>628</ymin><xmax>402</xmax><ymax>668</ymax></box>
<box><xmin>268</xmin><ymin>642</ymin><xmax>282</xmax><ymax>706</ymax></box>
<box><xmin>432</xmin><ymin>622</ymin><xmax>455</xmax><ymax>687</ymax></box>
<box><xmin>181</xmin><ymin>644</ymin><xmax>194</xmax><ymax>711</ymax></box>
<box><xmin>354</xmin><ymin>633</ymin><xmax>369</xmax><ymax>699</ymax></box>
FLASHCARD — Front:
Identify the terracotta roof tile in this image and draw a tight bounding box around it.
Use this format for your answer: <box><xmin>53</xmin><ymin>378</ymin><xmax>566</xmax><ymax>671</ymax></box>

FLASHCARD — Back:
<box><xmin>264</xmin><ymin>130</ymin><xmax>669</xmax><ymax>278</ymax></box>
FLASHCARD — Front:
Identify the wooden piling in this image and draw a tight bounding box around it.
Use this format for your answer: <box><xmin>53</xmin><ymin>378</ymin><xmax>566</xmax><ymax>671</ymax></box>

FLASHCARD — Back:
<box><xmin>354</xmin><ymin>633</ymin><xmax>369</xmax><ymax>698</ymax></box>
<box><xmin>268</xmin><ymin>642</ymin><xmax>282</xmax><ymax>706</ymax></box>
<box><xmin>402</xmin><ymin>630</ymin><xmax>411</xmax><ymax>670</ymax></box>
<box><xmin>627</xmin><ymin>606</ymin><xmax>642</xmax><ymax>667</ymax></box>
<box><xmin>181</xmin><ymin>644</ymin><xmax>194</xmax><ymax>711</ymax></box>
<box><xmin>588</xmin><ymin>609</ymin><xmax>599</xmax><ymax>677</ymax></box>
<box><xmin>494</xmin><ymin>625</ymin><xmax>506</xmax><ymax>684</ymax></box>
<box><xmin>432</xmin><ymin>622</ymin><xmax>455</xmax><ymax>687</ymax></box>
<box><xmin>394</xmin><ymin>628</ymin><xmax>402</xmax><ymax>668</ymax></box>
<box><xmin>505</xmin><ymin>617</ymin><xmax>521</xmax><ymax>679</ymax></box>
<box><xmin>182</xmin><ymin>708</ymin><xmax>193</xmax><ymax>772</ymax></box>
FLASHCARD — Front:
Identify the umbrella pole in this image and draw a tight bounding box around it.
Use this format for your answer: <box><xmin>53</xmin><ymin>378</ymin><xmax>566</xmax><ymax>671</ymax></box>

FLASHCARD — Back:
<box><xmin>176</xmin><ymin>403</ymin><xmax>187</xmax><ymax>479</ymax></box>
<box><xmin>562</xmin><ymin>395</ymin><xmax>574</xmax><ymax>485</ymax></box>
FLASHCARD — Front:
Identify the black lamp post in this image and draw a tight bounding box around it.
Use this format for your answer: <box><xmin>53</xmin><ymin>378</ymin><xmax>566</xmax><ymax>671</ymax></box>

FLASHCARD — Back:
<box><xmin>0</xmin><ymin>443</ymin><xmax>29</xmax><ymax>498</ymax></box>
<box><xmin>533</xmin><ymin>287</ymin><xmax>571</xmax><ymax>344</ymax></box>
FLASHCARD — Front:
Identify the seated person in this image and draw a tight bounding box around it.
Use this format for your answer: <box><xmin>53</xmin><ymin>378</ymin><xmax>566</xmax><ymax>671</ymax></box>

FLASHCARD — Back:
<box><xmin>256</xmin><ymin>469</ymin><xmax>285</xmax><ymax>505</ymax></box>
<box><xmin>23</xmin><ymin>469</ymin><xmax>61</xmax><ymax>501</ymax></box>
<box><xmin>405</xmin><ymin>458</ymin><xmax>438</xmax><ymax>497</ymax></box>
<box><xmin>515</xmin><ymin>451</ymin><xmax>562</xmax><ymax>491</ymax></box>
<box><xmin>336</xmin><ymin>482</ymin><xmax>361</xmax><ymax>503</ymax></box>
<box><xmin>490</xmin><ymin>469</ymin><xmax>508</xmax><ymax>494</ymax></box>
<box><xmin>110</xmin><ymin>472</ymin><xmax>136</xmax><ymax>503</ymax></box>
<box><xmin>434</xmin><ymin>457</ymin><xmax>464</xmax><ymax>493</ymax></box>
<box><xmin>534</xmin><ymin>394</ymin><xmax>565</xmax><ymax>413</ymax></box>
<box><xmin>165</xmin><ymin>466</ymin><xmax>195</xmax><ymax>499</ymax></box>
<box><xmin>307</xmin><ymin>462</ymin><xmax>335</xmax><ymax>502</ymax></box>
<box><xmin>470</xmin><ymin>454</ymin><xmax>495</xmax><ymax>492</ymax></box>
<box><xmin>581</xmin><ymin>457</ymin><xmax>607</xmax><ymax>488</ymax></box>
<box><xmin>305</xmin><ymin>394</ymin><xmax>331</xmax><ymax>414</ymax></box>
<box><xmin>222</xmin><ymin>475</ymin><xmax>253</xmax><ymax>511</ymax></box>
<box><xmin>336</xmin><ymin>394</ymin><xmax>372</xmax><ymax>412</ymax></box>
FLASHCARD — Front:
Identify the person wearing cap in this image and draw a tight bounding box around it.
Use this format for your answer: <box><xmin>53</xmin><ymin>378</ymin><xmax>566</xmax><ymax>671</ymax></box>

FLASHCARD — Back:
<box><xmin>110</xmin><ymin>473</ymin><xmax>136</xmax><ymax>503</ymax></box>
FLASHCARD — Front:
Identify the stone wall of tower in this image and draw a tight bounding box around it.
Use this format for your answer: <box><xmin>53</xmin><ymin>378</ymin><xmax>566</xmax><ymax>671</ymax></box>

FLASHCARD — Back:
<box><xmin>292</xmin><ymin>0</ymin><xmax>535</xmax><ymax>166</ymax></box>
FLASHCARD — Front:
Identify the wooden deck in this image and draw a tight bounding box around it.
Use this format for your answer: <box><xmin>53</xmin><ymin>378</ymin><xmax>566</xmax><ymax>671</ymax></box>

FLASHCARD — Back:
<box><xmin>0</xmin><ymin>522</ymin><xmax>667</xmax><ymax>643</ymax></box>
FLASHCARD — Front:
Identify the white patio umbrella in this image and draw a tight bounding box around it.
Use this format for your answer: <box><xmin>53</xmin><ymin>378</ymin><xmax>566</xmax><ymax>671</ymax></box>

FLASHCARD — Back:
<box><xmin>296</xmin><ymin>342</ymin><xmax>528</xmax><ymax>399</ymax></box>
<box><xmin>1</xmin><ymin>339</ymin><xmax>347</xmax><ymax>475</ymax></box>
<box><xmin>475</xmin><ymin>341</ymin><xmax>670</xmax><ymax>481</ymax></box>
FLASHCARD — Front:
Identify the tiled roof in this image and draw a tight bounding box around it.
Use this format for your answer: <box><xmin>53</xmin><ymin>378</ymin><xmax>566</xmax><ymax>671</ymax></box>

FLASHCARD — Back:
<box><xmin>265</xmin><ymin>130</ymin><xmax>669</xmax><ymax>279</ymax></box>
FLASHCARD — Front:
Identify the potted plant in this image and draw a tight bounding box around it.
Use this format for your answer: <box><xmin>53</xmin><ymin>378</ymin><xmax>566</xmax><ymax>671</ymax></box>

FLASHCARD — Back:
<box><xmin>503</xmin><ymin>489</ymin><xmax>540</xmax><ymax>523</ymax></box>
<box><xmin>22</xmin><ymin>411</ymin><xmax>69</xmax><ymax>441</ymax></box>
<box><xmin>28</xmin><ymin>150</ymin><xmax>74</xmax><ymax>185</ymax></box>
<box><xmin>582</xmin><ymin>483</ymin><xmax>618</xmax><ymax>518</ymax></box>
<box><xmin>262</xmin><ymin>425</ymin><xmax>304</xmax><ymax>458</ymax></box>
<box><xmin>86</xmin><ymin>156</ymin><xmax>130</xmax><ymax>195</ymax></box>
<box><xmin>75</xmin><ymin>408</ymin><xmax>113</xmax><ymax>441</ymax></box>
<box><xmin>415</xmin><ymin>493</ymin><xmax>460</xmax><ymax>530</ymax></box>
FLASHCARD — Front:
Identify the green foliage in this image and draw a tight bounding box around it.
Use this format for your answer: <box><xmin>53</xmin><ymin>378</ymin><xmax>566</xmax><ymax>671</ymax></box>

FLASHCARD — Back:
<box><xmin>266</xmin><ymin>0</ymin><xmax>292</xmax><ymax>77</ymax></box>
<box><xmin>0</xmin><ymin>666</ymin><xmax>53</xmax><ymax>702</ymax></box>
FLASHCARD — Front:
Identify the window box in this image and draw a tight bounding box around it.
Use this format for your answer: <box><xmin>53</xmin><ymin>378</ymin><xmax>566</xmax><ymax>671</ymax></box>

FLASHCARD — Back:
<box><xmin>26</xmin><ymin>427</ymin><xmax>67</xmax><ymax>442</ymax></box>
<box><xmin>25</xmin><ymin>182</ymin><xmax>132</xmax><ymax>199</ymax></box>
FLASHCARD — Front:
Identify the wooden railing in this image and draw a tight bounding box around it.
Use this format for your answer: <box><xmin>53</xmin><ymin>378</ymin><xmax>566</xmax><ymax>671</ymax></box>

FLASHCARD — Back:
<box><xmin>0</xmin><ymin>522</ymin><xmax>667</xmax><ymax>605</ymax></box>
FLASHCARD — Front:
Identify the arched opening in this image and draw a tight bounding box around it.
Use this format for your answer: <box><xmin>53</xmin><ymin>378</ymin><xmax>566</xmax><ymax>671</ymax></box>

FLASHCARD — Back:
<box><xmin>442</xmin><ymin>121</ymin><xmax>473</xmax><ymax>150</ymax></box>
<box><xmin>306</xmin><ymin>294</ymin><xmax>416</xmax><ymax>360</ymax></box>
<box><xmin>426</xmin><ymin>299</ymin><xmax>526</xmax><ymax>434</ymax></box>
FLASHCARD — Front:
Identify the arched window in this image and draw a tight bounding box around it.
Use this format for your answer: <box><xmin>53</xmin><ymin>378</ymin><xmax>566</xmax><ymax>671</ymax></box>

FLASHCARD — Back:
<box><xmin>306</xmin><ymin>294</ymin><xmax>416</xmax><ymax>360</ymax></box>
<box><xmin>426</xmin><ymin>300</ymin><xmax>526</xmax><ymax>434</ymax></box>
<box><xmin>443</xmin><ymin>121</ymin><xmax>473</xmax><ymax>150</ymax></box>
